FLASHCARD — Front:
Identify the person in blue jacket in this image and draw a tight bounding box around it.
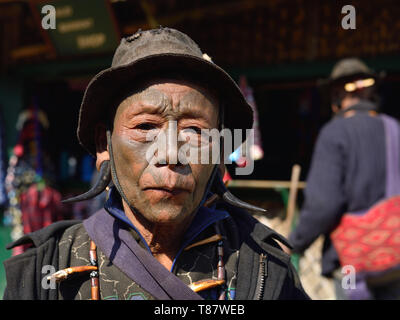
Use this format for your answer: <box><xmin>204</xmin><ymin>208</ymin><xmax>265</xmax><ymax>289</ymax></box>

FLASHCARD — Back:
<box><xmin>289</xmin><ymin>58</ymin><xmax>400</xmax><ymax>299</ymax></box>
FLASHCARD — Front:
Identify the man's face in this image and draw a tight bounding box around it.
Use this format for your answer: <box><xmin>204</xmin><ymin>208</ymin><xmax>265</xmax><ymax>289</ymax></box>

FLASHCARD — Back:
<box><xmin>110</xmin><ymin>79</ymin><xmax>219</xmax><ymax>226</ymax></box>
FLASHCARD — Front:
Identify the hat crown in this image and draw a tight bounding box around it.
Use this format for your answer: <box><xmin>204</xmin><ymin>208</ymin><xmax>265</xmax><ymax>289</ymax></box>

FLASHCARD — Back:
<box><xmin>78</xmin><ymin>27</ymin><xmax>253</xmax><ymax>156</ymax></box>
<box><xmin>330</xmin><ymin>58</ymin><xmax>373</xmax><ymax>81</ymax></box>
<box><xmin>111</xmin><ymin>27</ymin><xmax>204</xmax><ymax>68</ymax></box>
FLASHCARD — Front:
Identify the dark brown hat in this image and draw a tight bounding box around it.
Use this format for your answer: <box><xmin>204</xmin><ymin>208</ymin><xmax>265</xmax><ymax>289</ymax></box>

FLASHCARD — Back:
<box><xmin>77</xmin><ymin>27</ymin><xmax>254</xmax><ymax>156</ymax></box>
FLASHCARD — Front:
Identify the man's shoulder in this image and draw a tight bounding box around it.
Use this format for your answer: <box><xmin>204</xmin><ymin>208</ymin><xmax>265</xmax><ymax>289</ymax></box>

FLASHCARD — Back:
<box><xmin>318</xmin><ymin>117</ymin><xmax>348</xmax><ymax>137</ymax></box>
<box><xmin>222</xmin><ymin>203</ymin><xmax>292</xmax><ymax>261</ymax></box>
<box><xmin>58</xmin><ymin>222</ymin><xmax>88</xmax><ymax>243</ymax></box>
<box><xmin>322</xmin><ymin>111</ymin><xmax>389</xmax><ymax>134</ymax></box>
<box><xmin>5</xmin><ymin>220</ymin><xmax>82</xmax><ymax>251</ymax></box>
<box><xmin>312</xmin><ymin>117</ymin><xmax>354</xmax><ymax>150</ymax></box>
<box><xmin>3</xmin><ymin>220</ymin><xmax>83</xmax><ymax>272</ymax></box>
<box><xmin>2</xmin><ymin>220</ymin><xmax>82</xmax><ymax>300</ymax></box>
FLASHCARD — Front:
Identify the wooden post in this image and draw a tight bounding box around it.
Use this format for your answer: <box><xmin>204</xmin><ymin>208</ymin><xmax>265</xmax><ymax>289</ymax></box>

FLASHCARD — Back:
<box><xmin>282</xmin><ymin>164</ymin><xmax>301</xmax><ymax>238</ymax></box>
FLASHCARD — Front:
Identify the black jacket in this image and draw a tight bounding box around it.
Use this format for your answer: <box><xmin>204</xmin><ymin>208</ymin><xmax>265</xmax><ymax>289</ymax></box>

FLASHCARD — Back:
<box><xmin>3</xmin><ymin>205</ymin><xmax>309</xmax><ymax>300</ymax></box>
<box><xmin>3</xmin><ymin>220</ymin><xmax>80</xmax><ymax>300</ymax></box>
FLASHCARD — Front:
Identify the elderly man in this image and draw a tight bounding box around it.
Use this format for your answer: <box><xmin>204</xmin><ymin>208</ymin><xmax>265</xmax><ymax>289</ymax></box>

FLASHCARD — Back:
<box><xmin>3</xmin><ymin>27</ymin><xmax>308</xmax><ymax>300</ymax></box>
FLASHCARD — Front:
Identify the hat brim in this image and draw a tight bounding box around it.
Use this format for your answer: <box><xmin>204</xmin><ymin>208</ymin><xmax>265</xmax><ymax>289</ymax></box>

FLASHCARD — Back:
<box><xmin>317</xmin><ymin>71</ymin><xmax>379</xmax><ymax>87</ymax></box>
<box><xmin>77</xmin><ymin>53</ymin><xmax>254</xmax><ymax>156</ymax></box>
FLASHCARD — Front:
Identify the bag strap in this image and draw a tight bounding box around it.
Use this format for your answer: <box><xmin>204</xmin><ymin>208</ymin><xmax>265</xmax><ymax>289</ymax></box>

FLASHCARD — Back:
<box><xmin>380</xmin><ymin>114</ymin><xmax>400</xmax><ymax>197</ymax></box>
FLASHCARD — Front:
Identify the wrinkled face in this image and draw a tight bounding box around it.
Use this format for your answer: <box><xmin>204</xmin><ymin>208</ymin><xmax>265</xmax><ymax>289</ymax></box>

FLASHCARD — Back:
<box><xmin>110</xmin><ymin>80</ymin><xmax>219</xmax><ymax>226</ymax></box>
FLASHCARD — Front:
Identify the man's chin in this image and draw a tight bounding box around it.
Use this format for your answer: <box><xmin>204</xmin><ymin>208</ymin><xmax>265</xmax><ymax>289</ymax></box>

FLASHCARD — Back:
<box><xmin>141</xmin><ymin>206</ymin><xmax>193</xmax><ymax>225</ymax></box>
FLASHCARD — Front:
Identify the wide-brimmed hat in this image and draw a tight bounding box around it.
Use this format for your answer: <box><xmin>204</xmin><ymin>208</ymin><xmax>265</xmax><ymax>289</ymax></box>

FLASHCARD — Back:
<box><xmin>329</xmin><ymin>57</ymin><xmax>376</xmax><ymax>83</ymax></box>
<box><xmin>318</xmin><ymin>57</ymin><xmax>382</xmax><ymax>87</ymax></box>
<box><xmin>77</xmin><ymin>27</ymin><xmax>254</xmax><ymax>156</ymax></box>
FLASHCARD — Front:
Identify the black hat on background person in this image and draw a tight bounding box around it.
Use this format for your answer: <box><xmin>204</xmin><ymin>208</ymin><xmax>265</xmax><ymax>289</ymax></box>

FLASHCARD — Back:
<box><xmin>63</xmin><ymin>27</ymin><xmax>265</xmax><ymax>214</ymax></box>
<box><xmin>329</xmin><ymin>57</ymin><xmax>376</xmax><ymax>84</ymax></box>
<box><xmin>318</xmin><ymin>57</ymin><xmax>383</xmax><ymax>86</ymax></box>
<box><xmin>320</xmin><ymin>58</ymin><xmax>385</xmax><ymax>115</ymax></box>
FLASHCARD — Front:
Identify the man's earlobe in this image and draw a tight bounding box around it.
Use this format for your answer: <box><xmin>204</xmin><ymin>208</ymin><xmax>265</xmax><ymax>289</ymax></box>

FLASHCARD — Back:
<box><xmin>95</xmin><ymin>124</ymin><xmax>110</xmax><ymax>170</ymax></box>
<box><xmin>96</xmin><ymin>150</ymin><xmax>110</xmax><ymax>171</ymax></box>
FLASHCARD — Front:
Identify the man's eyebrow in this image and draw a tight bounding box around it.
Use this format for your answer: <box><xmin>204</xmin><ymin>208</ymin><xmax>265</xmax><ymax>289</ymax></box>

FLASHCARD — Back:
<box><xmin>122</xmin><ymin>89</ymin><xmax>170</xmax><ymax>116</ymax></box>
<box><xmin>177</xmin><ymin>107</ymin><xmax>212</xmax><ymax>120</ymax></box>
<box><xmin>127</xmin><ymin>103</ymin><xmax>166</xmax><ymax>116</ymax></box>
<box><xmin>178</xmin><ymin>98</ymin><xmax>219</xmax><ymax>124</ymax></box>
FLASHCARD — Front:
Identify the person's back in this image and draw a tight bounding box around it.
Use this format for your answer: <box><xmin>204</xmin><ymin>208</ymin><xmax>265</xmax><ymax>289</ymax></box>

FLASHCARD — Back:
<box><xmin>328</xmin><ymin>108</ymin><xmax>387</xmax><ymax>214</ymax></box>
<box><xmin>289</xmin><ymin>102</ymin><xmax>391</xmax><ymax>277</ymax></box>
<box><xmin>289</xmin><ymin>58</ymin><xmax>400</xmax><ymax>299</ymax></box>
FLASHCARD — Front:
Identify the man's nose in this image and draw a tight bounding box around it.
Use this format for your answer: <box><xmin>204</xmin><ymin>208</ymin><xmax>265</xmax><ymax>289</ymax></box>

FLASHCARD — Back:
<box><xmin>166</xmin><ymin>120</ymin><xmax>178</xmax><ymax>165</ymax></box>
<box><xmin>156</xmin><ymin>121</ymin><xmax>182</xmax><ymax>167</ymax></box>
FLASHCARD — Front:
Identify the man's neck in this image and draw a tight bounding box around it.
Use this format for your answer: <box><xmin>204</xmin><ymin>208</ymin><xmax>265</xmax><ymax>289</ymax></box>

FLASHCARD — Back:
<box><xmin>341</xmin><ymin>96</ymin><xmax>361</xmax><ymax>110</ymax></box>
<box><xmin>335</xmin><ymin>98</ymin><xmax>377</xmax><ymax>118</ymax></box>
<box><xmin>122</xmin><ymin>201</ymin><xmax>192</xmax><ymax>270</ymax></box>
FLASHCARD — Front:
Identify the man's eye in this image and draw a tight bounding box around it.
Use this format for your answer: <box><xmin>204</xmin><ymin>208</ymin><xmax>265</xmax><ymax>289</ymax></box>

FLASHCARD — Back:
<box><xmin>136</xmin><ymin>123</ymin><xmax>156</xmax><ymax>130</ymax></box>
<box><xmin>184</xmin><ymin>126</ymin><xmax>202</xmax><ymax>134</ymax></box>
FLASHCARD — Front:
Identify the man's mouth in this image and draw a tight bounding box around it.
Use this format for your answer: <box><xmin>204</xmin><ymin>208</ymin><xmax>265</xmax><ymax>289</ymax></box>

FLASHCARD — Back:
<box><xmin>143</xmin><ymin>186</ymin><xmax>189</xmax><ymax>196</ymax></box>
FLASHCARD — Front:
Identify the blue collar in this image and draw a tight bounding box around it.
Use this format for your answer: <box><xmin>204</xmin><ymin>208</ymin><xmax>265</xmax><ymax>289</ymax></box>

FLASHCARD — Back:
<box><xmin>104</xmin><ymin>187</ymin><xmax>230</xmax><ymax>271</ymax></box>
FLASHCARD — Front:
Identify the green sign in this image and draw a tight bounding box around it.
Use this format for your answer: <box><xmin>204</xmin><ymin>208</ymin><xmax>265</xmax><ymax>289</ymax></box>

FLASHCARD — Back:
<box><xmin>34</xmin><ymin>0</ymin><xmax>120</xmax><ymax>56</ymax></box>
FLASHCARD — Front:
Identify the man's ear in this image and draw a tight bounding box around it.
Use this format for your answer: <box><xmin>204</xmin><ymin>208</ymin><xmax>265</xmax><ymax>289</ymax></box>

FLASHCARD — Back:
<box><xmin>331</xmin><ymin>104</ymin><xmax>340</xmax><ymax>114</ymax></box>
<box><xmin>95</xmin><ymin>123</ymin><xmax>110</xmax><ymax>171</ymax></box>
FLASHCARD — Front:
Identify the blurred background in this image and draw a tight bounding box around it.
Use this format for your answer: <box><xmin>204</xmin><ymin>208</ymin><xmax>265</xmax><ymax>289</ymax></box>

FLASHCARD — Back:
<box><xmin>0</xmin><ymin>0</ymin><xmax>399</xmax><ymax>299</ymax></box>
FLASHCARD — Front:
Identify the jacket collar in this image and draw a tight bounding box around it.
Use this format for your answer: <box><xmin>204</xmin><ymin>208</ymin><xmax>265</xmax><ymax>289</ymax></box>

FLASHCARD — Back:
<box><xmin>104</xmin><ymin>186</ymin><xmax>230</xmax><ymax>270</ymax></box>
<box><xmin>335</xmin><ymin>100</ymin><xmax>377</xmax><ymax>118</ymax></box>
